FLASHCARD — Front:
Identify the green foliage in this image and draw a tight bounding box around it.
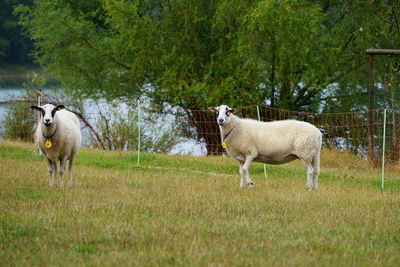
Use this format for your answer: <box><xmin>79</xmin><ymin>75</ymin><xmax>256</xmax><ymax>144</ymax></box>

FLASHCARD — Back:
<box><xmin>15</xmin><ymin>0</ymin><xmax>329</xmax><ymax>110</ymax></box>
<box><xmin>239</xmin><ymin>0</ymin><xmax>329</xmax><ymax>110</ymax></box>
<box><xmin>317</xmin><ymin>0</ymin><xmax>400</xmax><ymax>111</ymax></box>
<box><xmin>14</xmin><ymin>0</ymin><xmax>400</xmax><ymax>112</ymax></box>
<box><xmin>0</xmin><ymin>0</ymin><xmax>34</xmax><ymax>64</ymax></box>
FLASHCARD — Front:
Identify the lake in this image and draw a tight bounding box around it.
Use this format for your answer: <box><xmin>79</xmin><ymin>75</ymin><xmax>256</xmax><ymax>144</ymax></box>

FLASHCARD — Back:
<box><xmin>0</xmin><ymin>87</ymin><xmax>52</xmax><ymax>122</ymax></box>
<box><xmin>0</xmin><ymin>86</ymin><xmax>206</xmax><ymax>155</ymax></box>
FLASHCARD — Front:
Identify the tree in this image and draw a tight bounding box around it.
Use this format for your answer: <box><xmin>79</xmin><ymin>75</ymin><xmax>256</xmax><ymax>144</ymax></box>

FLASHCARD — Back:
<box><xmin>16</xmin><ymin>0</ymin><xmax>335</xmax><ymax>110</ymax></box>
<box><xmin>238</xmin><ymin>0</ymin><xmax>333</xmax><ymax>111</ymax></box>
<box><xmin>16</xmin><ymin>0</ymin><xmax>400</xmax><ymax>155</ymax></box>
<box><xmin>0</xmin><ymin>0</ymin><xmax>34</xmax><ymax>65</ymax></box>
<box><xmin>312</xmin><ymin>0</ymin><xmax>400</xmax><ymax>112</ymax></box>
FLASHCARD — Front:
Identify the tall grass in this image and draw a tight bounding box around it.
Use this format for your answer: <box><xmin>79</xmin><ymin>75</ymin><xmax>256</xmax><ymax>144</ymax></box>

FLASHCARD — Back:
<box><xmin>0</xmin><ymin>141</ymin><xmax>399</xmax><ymax>266</ymax></box>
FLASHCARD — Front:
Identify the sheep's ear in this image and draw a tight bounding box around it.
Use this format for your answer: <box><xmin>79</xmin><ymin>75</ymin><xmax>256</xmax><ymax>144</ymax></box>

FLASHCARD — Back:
<box><xmin>54</xmin><ymin>105</ymin><xmax>65</xmax><ymax>111</ymax></box>
<box><xmin>208</xmin><ymin>107</ymin><xmax>218</xmax><ymax>113</ymax></box>
<box><xmin>51</xmin><ymin>105</ymin><xmax>65</xmax><ymax>117</ymax></box>
<box><xmin>31</xmin><ymin>105</ymin><xmax>43</xmax><ymax>112</ymax></box>
<box><xmin>229</xmin><ymin>108</ymin><xmax>237</xmax><ymax>114</ymax></box>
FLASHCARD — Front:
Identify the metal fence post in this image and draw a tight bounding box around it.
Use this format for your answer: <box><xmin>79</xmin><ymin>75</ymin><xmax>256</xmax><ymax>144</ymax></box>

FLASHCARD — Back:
<box><xmin>381</xmin><ymin>108</ymin><xmax>387</xmax><ymax>191</ymax></box>
<box><xmin>256</xmin><ymin>105</ymin><xmax>267</xmax><ymax>179</ymax></box>
<box><xmin>137</xmin><ymin>98</ymin><xmax>141</xmax><ymax>168</ymax></box>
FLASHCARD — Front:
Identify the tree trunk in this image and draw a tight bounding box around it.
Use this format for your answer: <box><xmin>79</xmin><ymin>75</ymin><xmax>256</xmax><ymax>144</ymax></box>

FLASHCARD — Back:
<box><xmin>186</xmin><ymin>109</ymin><xmax>222</xmax><ymax>155</ymax></box>
<box><xmin>270</xmin><ymin>36</ymin><xmax>276</xmax><ymax>107</ymax></box>
<box><xmin>368</xmin><ymin>55</ymin><xmax>376</xmax><ymax>163</ymax></box>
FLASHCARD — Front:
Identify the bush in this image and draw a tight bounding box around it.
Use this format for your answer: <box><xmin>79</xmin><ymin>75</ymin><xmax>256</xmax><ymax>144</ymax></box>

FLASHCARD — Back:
<box><xmin>3</xmin><ymin>74</ymin><xmax>46</xmax><ymax>142</ymax></box>
<box><xmin>87</xmin><ymin>100</ymin><xmax>181</xmax><ymax>152</ymax></box>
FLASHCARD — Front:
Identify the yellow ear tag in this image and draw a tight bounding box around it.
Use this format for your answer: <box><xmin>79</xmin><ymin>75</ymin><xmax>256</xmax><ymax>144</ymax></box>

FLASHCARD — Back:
<box><xmin>45</xmin><ymin>139</ymin><xmax>52</xmax><ymax>148</ymax></box>
<box><xmin>222</xmin><ymin>141</ymin><xmax>227</xmax><ymax>149</ymax></box>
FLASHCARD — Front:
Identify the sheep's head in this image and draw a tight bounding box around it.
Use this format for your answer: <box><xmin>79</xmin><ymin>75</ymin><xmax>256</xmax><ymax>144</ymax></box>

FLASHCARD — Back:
<box><xmin>209</xmin><ymin>105</ymin><xmax>237</xmax><ymax>126</ymax></box>
<box><xmin>31</xmin><ymin>104</ymin><xmax>65</xmax><ymax>127</ymax></box>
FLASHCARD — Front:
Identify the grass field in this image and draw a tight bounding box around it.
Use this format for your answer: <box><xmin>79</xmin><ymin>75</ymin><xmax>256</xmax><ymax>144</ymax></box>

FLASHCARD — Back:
<box><xmin>1</xmin><ymin>141</ymin><xmax>400</xmax><ymax>266</ymax></box>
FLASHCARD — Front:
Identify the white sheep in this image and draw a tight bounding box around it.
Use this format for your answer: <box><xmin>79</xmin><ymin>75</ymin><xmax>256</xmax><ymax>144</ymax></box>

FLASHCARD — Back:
<box><xmin>209</xmin><ymin>105</ymin><xmax>322</xmax><ymax>190</ymax></box>
<box><xmin>31</xmin><ymin>104</ymin><xmax>81</xmax><ymax>187</ymax></box>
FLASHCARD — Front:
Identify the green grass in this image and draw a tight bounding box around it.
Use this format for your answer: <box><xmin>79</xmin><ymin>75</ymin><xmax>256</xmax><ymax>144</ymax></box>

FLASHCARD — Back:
<box><xmin>1</xmin><ymin>141</ymin><xmax>400</xmax><ymax>266</ymax></box>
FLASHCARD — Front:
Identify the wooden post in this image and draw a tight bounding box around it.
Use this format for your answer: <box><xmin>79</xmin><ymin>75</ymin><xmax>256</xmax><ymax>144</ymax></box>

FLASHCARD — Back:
<box><xmin>36</xmin><ymin>89</ymin><xmax>42</xmax><ymax>123</ymax></box>
<box><xmin>368</xmin><ymin>55</ymin><xmax>375</xmax><ymax>162</ymax></box>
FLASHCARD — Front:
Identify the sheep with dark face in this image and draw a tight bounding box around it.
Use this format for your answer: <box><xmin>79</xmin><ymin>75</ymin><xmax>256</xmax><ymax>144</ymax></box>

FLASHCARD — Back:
<box><xmin>209</xmin><ymin>105</ymin><xmax>322</xmax><ymax>190</ymax></box>
<box><xmin>31</xmin><ymin>104</ymin><xmax>81</xmax><ymax>187</ymax></box>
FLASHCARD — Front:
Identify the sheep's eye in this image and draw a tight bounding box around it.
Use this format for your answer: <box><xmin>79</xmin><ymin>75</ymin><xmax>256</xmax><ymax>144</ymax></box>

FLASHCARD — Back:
<box><xmin>226</xmin><ymin>111</ymin><xmax>230</xmax><ymax>116</ymax></box>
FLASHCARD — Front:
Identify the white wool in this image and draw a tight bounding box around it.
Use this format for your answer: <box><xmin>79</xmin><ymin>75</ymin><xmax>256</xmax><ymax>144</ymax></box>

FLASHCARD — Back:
<box><xmin>214</xmin><ymin>105</ymin><xmax>322</xmax><ymax>190</ymax></box>
<box><xmin>33</xmin><ymin>104</ymin><xmax>81</xmax><ymax>187</ymax></box>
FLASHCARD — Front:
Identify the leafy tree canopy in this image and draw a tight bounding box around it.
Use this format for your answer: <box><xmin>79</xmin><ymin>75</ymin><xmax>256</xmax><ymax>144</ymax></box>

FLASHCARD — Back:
<box><xmin>15</xmin><ymin>0</ymin><xmax>400</xmax><ymax>111</ymax></box>
<box><xmin>0</xmin><ymin>0</ymin><xmax>34</xmax><ymax>65</ymax></box>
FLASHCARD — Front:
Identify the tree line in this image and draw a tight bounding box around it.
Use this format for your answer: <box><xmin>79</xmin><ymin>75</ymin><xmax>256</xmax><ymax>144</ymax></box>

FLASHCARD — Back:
<box><xmin>0</xmin><ymin>0</ymin><xmax>34</xmax><ymax>66</ymax></box>
<box><xmin>9</xmin><ymin>0</ymin><xmax>400</xmax><ymax>112</ymax></box>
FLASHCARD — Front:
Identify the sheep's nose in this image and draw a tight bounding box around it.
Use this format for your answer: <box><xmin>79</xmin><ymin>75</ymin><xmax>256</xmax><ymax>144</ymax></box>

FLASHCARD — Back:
<box><xmin>218</xmin><ymin>119</ymin><xmax>224</xmax><ymax>124</ymax></box>
<box><xmin>44</xmin><ymin>119</ymin><xmax>51</xmax><ymax>125</ymax></box>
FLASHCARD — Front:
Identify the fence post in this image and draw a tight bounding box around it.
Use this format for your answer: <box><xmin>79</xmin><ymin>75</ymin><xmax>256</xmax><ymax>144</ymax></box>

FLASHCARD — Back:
<box><xmin>36</xmin><ymin>89</ymin><xmax>42</xmax><ymax>123</ymax></box>
<box><xmin>137</xmin><ymin>98</ymin><xmax>141</xmax><ymax>168</ymax></box>
<box><xmin>35</xmin><ymin>90</ymin><xmax>43</xmax><ymax>156</ymax></box>
<box><xmin>256</xmin><ymin>105</ymin><xmax>267</xmax><ymax>179</ymax></box>
<box><xmin>381</xmin><ymin>108</ymin><xmax>387</xmax><ymax>191</ymax></box>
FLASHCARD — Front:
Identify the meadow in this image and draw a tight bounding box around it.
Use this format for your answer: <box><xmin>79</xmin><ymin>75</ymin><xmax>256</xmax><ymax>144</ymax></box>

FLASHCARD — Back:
<box><xmin>1</xmin><ymin>141</ymin><xmax>400</xmax><ymax>266</ymax></box>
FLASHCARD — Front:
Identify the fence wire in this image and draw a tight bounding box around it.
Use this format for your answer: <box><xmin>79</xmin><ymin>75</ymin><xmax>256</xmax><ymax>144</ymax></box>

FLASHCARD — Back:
<box><xmin>0</xmin><ymin>92</ymin><xmax>399</xmax><ymax>181</ymax></box>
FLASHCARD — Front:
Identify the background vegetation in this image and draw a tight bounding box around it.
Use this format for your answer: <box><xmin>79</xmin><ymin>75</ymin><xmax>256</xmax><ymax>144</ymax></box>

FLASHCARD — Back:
<box><xmin>6</xmin><ymin>0</ymin><xmax>399</xmax><ymax>112</ymax></box>
<box><xmin>0</xmin><ymin>0</ymin><xmax>34</xmax><ymax>66</ymax></box>
<box><xmin>3</xmin><ymin>73</ymin><xmax>46</xmax><ymax>140</ymax></box>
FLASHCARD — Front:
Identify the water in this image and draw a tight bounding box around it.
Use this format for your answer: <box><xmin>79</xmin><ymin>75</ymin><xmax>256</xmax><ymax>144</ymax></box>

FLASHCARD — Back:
<box><xmin>0</xmin><ymin>88</ymin><xmax>27</xmax><ymax>123</ymax></box>
<box><xmin>0</xmin><ymin>87</ymin><xmax>206</xmax><ymax>155</ymax></box>
<box><xmin>0</xmin><ymin>87</ymin><xmax>52</xmax><ymax>122</ymax></box>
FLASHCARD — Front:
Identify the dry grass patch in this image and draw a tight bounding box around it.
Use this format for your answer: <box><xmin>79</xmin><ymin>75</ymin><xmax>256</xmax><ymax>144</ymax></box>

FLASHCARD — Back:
<box><xmin>1</xmin><ymin>141</ymin><xmax>400</xmax><ymax>266</ymax></box>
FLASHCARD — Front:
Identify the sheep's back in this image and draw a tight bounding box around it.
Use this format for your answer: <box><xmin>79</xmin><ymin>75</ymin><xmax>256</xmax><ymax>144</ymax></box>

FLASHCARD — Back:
<box><xmin>237</xmin><ymin>119</ymin><xmax>321</xmax><ymax>154</ymax></box>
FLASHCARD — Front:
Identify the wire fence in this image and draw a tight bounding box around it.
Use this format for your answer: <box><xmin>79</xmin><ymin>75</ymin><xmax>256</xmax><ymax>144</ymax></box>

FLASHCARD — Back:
<box><xmin>0</xmin><ymin>91</ymin><xmax>399</xmax><ymax>183</ymax></box>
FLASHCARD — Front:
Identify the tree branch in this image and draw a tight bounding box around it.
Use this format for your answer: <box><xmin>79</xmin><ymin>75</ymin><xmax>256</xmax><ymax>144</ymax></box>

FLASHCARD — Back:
<box><xmin>67</xmin><ymin>109</ymin><xmax>106</xmax><ymax>150</ymax></box>
<box><xmin>79</xmin><ymin>37</ymin><xmax>132</xmax><ymax>70</ymax></box>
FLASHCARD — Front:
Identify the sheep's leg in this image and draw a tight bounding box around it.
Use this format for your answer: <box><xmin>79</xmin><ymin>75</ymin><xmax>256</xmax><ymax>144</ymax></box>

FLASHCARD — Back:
<box><xmin>312</xmin><ymin>154</ymin><xmax>320</xmax><ymax>190</ymax></box>
<box><xmin>239</xmin><ymin>161</ymin><xmax>245</xmax><ymax>188</ymax></box>
<box><xmin>243</xmin><ymin>155</ymin><xmax>255</xmax><ymax>188</ymax></box>
<box><xmin>302</xmin><ymin>160</ymin><xmax>314</xmax><ymax>190</ymax></box>
<box><xmin>68</xmin><ymin>157</ymin><xmax>74</xmax><ymax>187</ymax></box>
<box><xmin>59</xmin><ymin>157</ymin><xmax>68</xmax><ymax>187</ymax></box>
<box><xmin>47</xmin><ymin>159</ymin><xmax>55</xmax><ymax>187</ymax></box>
